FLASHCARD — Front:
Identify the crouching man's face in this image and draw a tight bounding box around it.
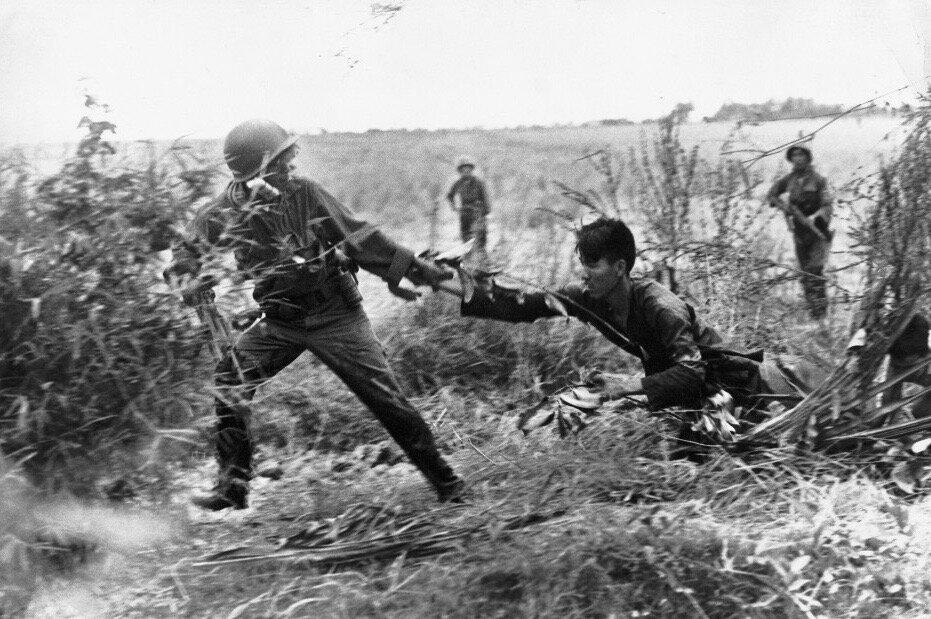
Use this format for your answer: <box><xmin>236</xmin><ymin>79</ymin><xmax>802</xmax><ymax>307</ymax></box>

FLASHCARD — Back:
<box><xmin>580</xmin><ymin>255</ymin><xmax>627</xmax><ymax>300</ymax></box>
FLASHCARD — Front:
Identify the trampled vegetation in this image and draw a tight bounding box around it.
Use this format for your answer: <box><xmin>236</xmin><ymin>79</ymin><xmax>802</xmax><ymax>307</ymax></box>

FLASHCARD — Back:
<box><xmin>2</xmin><ymin>98</ymin><xmax>931</xmax><ymax>617</ymax></box>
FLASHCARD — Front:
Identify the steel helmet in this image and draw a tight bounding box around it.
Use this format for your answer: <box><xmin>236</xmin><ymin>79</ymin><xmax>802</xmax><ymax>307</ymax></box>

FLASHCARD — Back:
<box><xmin>223</xmin><ymin>119</ymin><xmax>298</xmax><ymax>181</ymax></box>
<box><xmin>456</xmin><ymin>155</ymin><xmax>476</xmax><ymax>170</ymax></box>
<box><xmin>785</xmin><ymin>145</ymin><xmax>813</xmax><ymax>162</ymax></box>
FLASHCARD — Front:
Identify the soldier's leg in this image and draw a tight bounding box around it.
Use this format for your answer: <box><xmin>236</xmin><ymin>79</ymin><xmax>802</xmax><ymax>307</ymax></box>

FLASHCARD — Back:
<box><xmin>200</xmin><ymin>320</ymin><xmax>303</xmax><ymax>509</ymax></box>
<box><xmin>471</xmin><ymin>212</ymin><xmax>488</xmax><ymax>267</ymax></box>
<box><xmin>459</xmin><ymin>208</ymin><xmax>474</xmax><ymax>243</ymax></box>
<box><xmin>794</xmin><ymin>232</ymin><xmax>830</xmax><ymax>319</ymax></box>
<box><xmin>302</xmin><ymin>308</ymin><xmax>463</xmax><ymax>499</ymax></box>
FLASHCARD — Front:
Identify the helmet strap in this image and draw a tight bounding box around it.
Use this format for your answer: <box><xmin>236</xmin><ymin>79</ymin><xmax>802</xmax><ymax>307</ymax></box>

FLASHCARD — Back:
<box><xmin>226</xmin><ymin>181</ymin><xmax>251</xmax><ymax>208</ymax></box>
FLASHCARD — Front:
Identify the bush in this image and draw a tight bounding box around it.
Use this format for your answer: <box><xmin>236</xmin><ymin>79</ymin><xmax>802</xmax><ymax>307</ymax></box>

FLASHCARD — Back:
<box><xmin>0</xmin><ymin>99</ymin><xmax>217</xmax><ymax>489</ymax></box>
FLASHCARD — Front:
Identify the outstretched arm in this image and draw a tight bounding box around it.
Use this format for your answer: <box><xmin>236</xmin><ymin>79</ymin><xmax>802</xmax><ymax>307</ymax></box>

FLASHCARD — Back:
<box><xmin>461</xmin><ymin>282</ymin><xmax>583</xmax><ymax>323</ymax></box>
<box><xmin>311</xmin><ymin>182</ymin><xmax>448</xmax><ymax>290</ymax></box>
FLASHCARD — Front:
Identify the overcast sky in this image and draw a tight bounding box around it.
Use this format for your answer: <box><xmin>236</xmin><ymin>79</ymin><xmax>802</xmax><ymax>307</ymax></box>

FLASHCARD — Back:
<box><xmin>0</xmin><ymin>0</ymin><xmax>928</xmax><ymax>142</ymax></box>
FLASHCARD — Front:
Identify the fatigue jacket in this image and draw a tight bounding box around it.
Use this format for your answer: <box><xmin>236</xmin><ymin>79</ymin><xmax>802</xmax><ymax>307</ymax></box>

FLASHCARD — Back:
<box><xmin>767</xmin><ymin>168</ymin><xmax>833</xmax><ymax>218</ymax></box>
<box><xmin>462</xmin><ymin>278</ymin><xmax>745</xmax><ymax>409</ymax></box>
<box><xmin>447</xmin><ymin>176</ymin><xmax>489</xmax><ymax>212</ymax></box>
<box><xmin>167</xmin><ymin>176</ymin><xmax>414</xmax><ymax>313</ymax></box>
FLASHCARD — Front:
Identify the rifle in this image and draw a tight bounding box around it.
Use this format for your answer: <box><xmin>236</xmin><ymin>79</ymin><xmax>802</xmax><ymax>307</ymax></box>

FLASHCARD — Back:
<box><xmin>194</xmin><ymin>290</ymin><xmax>234</xmax><ymax>361</ymax></box>
<box><xmin>770</xmin><ymin>198</ymin><xmax>827</xmax><ymax>241</ymax></box>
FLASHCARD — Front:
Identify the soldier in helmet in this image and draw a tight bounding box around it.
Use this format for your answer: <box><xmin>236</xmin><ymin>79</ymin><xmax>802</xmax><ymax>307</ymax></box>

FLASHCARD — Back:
<box><xmin>165</xmin><ymin>119</ymin><xmax>464</xmax><ymax>510</ymax></box>
<box><xmin>446</xmin><ymin>156</ymin><xmax>489</xmax><ymax>263</ymax></box>
<box><xmin>767</xmin><ymin>145</ymin><xmax>834</xmax><ymax>319</ymax></box>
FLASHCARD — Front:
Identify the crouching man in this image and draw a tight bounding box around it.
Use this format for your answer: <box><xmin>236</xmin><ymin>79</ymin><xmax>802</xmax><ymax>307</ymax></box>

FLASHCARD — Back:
<box><xmin>166</xmin><ymin>119</ymin><xmax>464</xmax><ymax>510</ymax></box>
<box><xmin>461</xmin><ymin>218</ymin><xmax>809</xmax><ymax>438</ymax></box>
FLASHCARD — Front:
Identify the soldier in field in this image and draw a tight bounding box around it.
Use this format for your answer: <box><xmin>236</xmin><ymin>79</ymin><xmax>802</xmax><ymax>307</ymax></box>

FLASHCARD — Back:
<box><xmin>166</xmin><ymin>119</ymin><xmax>465</xmax><ymax>510</ymax></box>
<box><xmin>458</xmin><ymin>217</ymin><xmax>821</xmax><ymax>448</ymax></box>
<box><xmin>767</xmin><ymin>145</ymin><xmax>834</xmax><ymax>319</ymax></box>
<box><xmin>446</xmin><ymin>155</ymin><xmax>489</xmax><ymax>265</ymax></box>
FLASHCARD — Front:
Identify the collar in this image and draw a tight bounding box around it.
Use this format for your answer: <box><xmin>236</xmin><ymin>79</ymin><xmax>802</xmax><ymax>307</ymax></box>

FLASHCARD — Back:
<box><xmin>605</xmin><ymin>277</ymin><xmax>633</xmax><ymax>327</ymax></box>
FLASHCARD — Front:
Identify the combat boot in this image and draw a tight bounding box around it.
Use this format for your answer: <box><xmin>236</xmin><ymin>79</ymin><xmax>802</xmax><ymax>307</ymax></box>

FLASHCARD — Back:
<box><xmin>435</xmin><ymin>476</ymin><xmax>468</xmax><ymax>503</ymax></box>
<box><xmin>191</xmin><ymin>478</ymin><xmax>249</xmax><ymax>511</ymax></box>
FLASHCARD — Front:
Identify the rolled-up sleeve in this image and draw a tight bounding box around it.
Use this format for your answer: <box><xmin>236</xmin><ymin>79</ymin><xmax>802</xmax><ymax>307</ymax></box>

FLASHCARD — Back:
<box><xmin>311</xmin><ymin>182</ymin><xmax>414</xmax><ymax>287</ymax></box>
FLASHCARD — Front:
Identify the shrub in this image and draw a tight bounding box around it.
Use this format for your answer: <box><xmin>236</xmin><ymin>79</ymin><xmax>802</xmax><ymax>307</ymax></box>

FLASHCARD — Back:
<box><xmin>0</xmin><ymin>99</ymin><xmax>217</xmax><ymax>489</ymax></box>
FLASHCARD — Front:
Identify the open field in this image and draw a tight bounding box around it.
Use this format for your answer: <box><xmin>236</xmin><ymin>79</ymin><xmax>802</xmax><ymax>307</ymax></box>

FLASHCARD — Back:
<box><xmin>6</xmin><ymin>115</ymin><xmax>931</xmax><ymax>618</ymax></box>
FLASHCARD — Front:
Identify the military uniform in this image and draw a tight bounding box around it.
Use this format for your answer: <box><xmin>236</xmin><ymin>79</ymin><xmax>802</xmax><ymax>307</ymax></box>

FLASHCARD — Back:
<box><xmin>767</xmin><ymin>166</ymin><xmax>834</xmax><ymax>318</ymax></box>
<box><xmin>169</xmin><ymin>175</ymin><xmax>461</xmax><ymax>507</ymax></box>
<box><xmin>446</xmin><ymin>175</ymin><xmax>489</xmax><ymax>253</ymax></box>
<box><xmin>462</xmin><ymin>278</ymin><xmax>797</xmax><ymax>411</ymax></box>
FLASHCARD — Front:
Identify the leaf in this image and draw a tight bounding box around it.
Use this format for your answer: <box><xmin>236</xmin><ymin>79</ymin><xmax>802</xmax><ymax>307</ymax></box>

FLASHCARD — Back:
<box><xmin>911</xmin><ymin>438</ymin><xmax>931</xmax><ymax>453</ymax></box>
<box><xmin>516</xmin><ymin>403</ymin><xmax>556</xmax><ymax>434</ymax></box>
<box><xmin>457</xmin><ymin>268</ymin><xmax>476</xmax><ymax>303</ymax></box>
<box><xmin>559</xmin><ymin>391</ymin><xmax>600</xmax><ymax>411</ymax></box>
<box><xmin>789</xmin><ymin>555</ymin><xmax>811</xmax><ymax>573</ymax></box>
<box><xmin>433</xmin><ymin>239</ymin><xmax>474</xmax><ymax>264</ymax></box>
<box><xmin>543</xmin><ymin>292</ymin><xmax>569</xmax><ymax>317</ymax></box>
<box><xmin>155</xmin><ymin>428</ymin><xmax>201</xmax><ymax>445</ymax></box>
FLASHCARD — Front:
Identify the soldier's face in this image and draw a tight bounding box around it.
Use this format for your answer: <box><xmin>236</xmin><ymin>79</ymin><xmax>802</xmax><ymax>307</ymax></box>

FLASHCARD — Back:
<box><xmin>458</xmin><ymin>165</ymin><xmax>474</xmax><ymax>177</ymax></box>
<box><xmin>266</xmin><ymin>146</ymin><xmax>298</xmax><ymax>188</ymax></box>
<box><xmin>580</xmin><ymin>255</ymin><xmax>626</xmax><ymax>300</ymax></box>
<box><xmin>791</xmin><ymin>152</ymin><xmax>810</xmax><ymax>170</ymax></box>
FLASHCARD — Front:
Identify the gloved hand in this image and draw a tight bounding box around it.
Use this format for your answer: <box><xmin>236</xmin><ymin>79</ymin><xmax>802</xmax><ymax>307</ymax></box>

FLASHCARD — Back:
<box><xmin>406</xmin><ymin>257</ymin><xmax>453</xmax><ymax>289</ymax></box>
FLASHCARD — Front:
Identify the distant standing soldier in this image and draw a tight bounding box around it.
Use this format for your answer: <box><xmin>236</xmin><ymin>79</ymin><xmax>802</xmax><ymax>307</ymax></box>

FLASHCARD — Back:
<box><xmin>166</xmin><ymin>119</ymin><xmax>464</xmax><ymax>510</ymax></box>
<box><xmin>767</xmin><ymin>145</ymin><xmax>834</xmax><ymax>319</ymax></box>
<box><xmin>446</xmin><ymin>156</ymin><xmax>489</xmax><ymax>263</ymax></box>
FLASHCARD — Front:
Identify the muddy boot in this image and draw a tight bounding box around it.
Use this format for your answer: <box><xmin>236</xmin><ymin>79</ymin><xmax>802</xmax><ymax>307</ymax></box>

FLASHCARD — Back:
<box><xmin>419</xmin><ymin>455</ymin><xmax>467</xmax><ymax>503</ymax></box>
<box><xmin>191</xmin><ymin>477</ymin><xmax>249</xmax><ymax>511</ymax></box>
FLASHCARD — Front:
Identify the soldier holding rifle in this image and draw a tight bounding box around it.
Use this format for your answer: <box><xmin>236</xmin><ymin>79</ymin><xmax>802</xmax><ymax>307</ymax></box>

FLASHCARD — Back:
<box><xmin>446</xmin><ymin>155</ymin><xmax>489</xmax><ymax>265</ymax></box>
<box><xmin>767</xmin><ymin>145</ymin><xmax>834</xmax><ymax>319</ymax></box>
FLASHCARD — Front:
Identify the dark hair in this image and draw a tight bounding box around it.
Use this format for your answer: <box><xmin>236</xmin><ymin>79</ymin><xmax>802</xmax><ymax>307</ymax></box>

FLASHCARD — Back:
<box><xmin>576</xmin><ymin>218</ymin><xmax>636</xmax><ymax>273</ymax></box>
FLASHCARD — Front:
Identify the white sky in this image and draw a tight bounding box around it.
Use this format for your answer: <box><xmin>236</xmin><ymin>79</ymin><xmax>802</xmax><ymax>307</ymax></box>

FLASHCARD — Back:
<box><xmin>0</xmin><ymin>0</ymin><xmax>928</xmax><ymax>142</ymax></box>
